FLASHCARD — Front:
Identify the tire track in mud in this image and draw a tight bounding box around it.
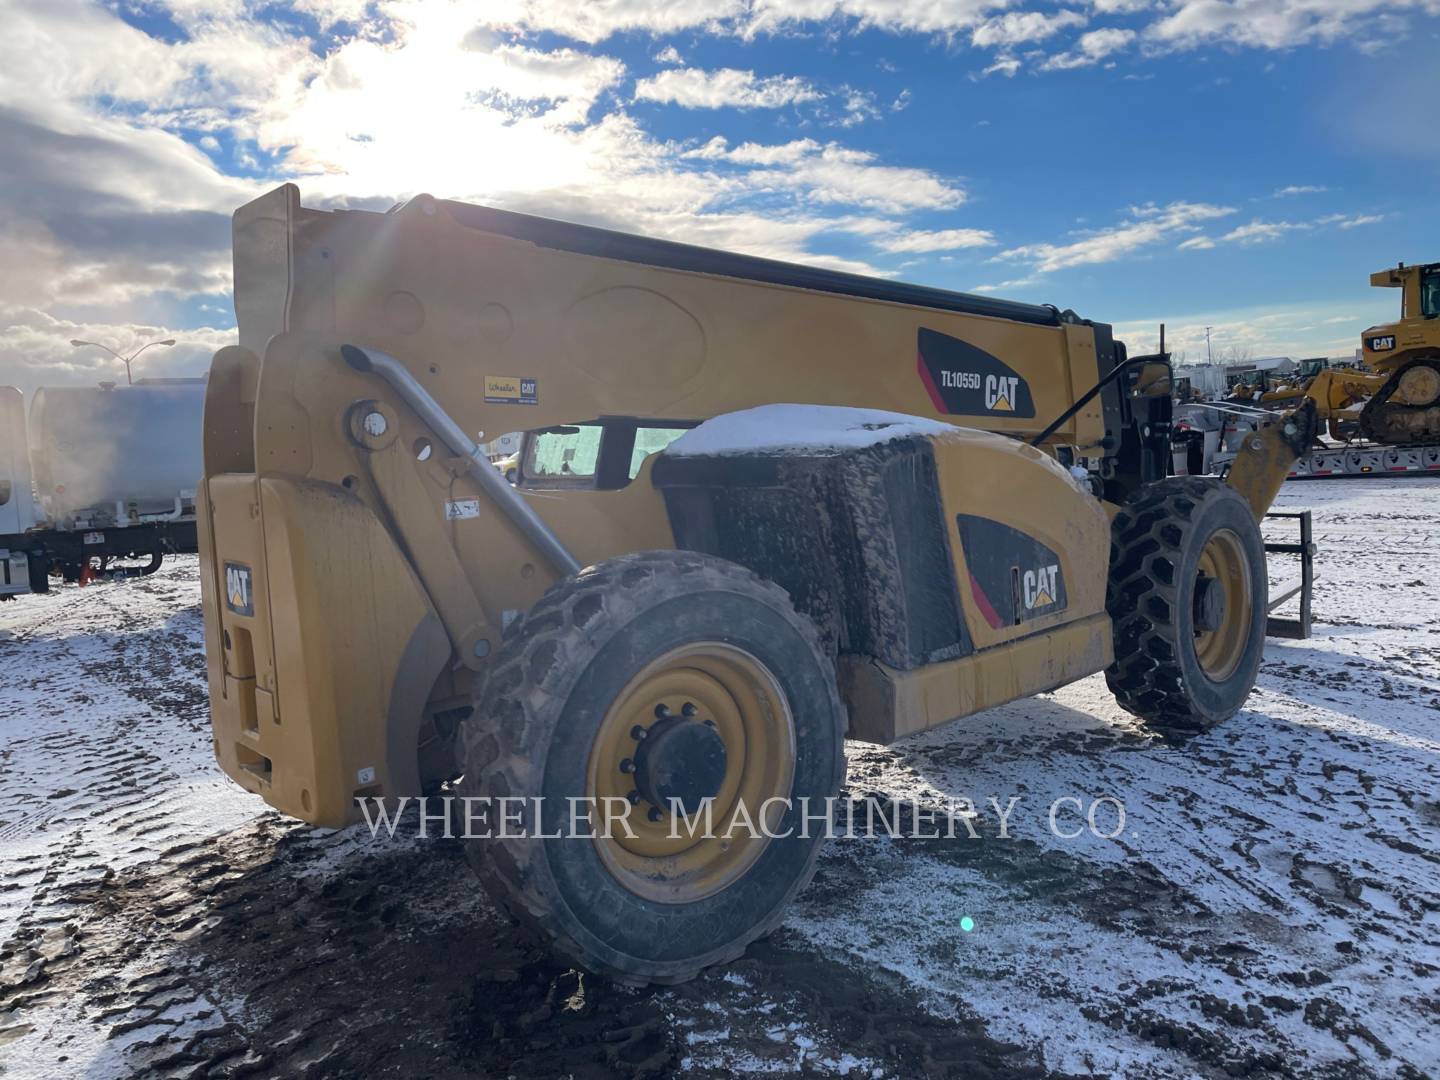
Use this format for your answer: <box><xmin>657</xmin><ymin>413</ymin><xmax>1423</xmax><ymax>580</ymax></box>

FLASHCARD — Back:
<box><xmin>0</xmin><ymin>565</ymin><xmax>252</xmax><ymax>947</ymax></box>
<box><xmin>0</xmin><ymin>810</ymin><xmax>1054</xmax><ymax>1079</ymax></box>
<box><xmin>0</xmin><ymin>567</ymin><xmax>1058</xmax><ymax>1079</ymax></box>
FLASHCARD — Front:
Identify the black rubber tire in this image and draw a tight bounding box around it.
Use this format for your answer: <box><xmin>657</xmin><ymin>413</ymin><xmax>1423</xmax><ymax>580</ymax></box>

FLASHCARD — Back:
<box><xmin>457</xmin><ymin>550</ymin><xmax>847</xmax><ymax>985</ymax></box>
<box><xmin>1105</xmin><ymin>477</ymin><xmax>1268</xmax><ymax>736</ymax></box>
<box><xmin>26</xmin><ymin>550</ymin><xmax>50</xmax><ymax>594</ymax></box>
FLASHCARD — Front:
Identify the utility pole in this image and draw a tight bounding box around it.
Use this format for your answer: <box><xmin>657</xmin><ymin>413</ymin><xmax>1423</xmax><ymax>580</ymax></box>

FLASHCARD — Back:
<box><xmin>1205</xmin><ymin>326</ymin><xmax>1213</xmax><ymax>365</ymax></box>
<box><xmin>70</xmin><ymin>338</ymin><xmax>177</xmax><ymax>385</ymax></box>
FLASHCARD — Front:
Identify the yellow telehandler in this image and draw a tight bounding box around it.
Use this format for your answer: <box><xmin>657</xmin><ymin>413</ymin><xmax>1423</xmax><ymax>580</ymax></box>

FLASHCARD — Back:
<box><xmin>198</xmin><ymin>184</ymin><xmax>1312</xmax><ymax>983</ymax></box>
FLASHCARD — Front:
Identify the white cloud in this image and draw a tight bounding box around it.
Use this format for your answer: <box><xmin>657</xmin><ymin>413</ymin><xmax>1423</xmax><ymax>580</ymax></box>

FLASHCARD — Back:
<box><xmin>744</xmin><ymin>0</ymin><xmax>1007</xmax><ymax>36</ymax></box>
<box><xmin>982</xmin><ymin>55</ymin><xmax>1022</xmax><ymax>77</ymax></box>
<box><xmin>1001</xmin><ymin>201</ymin><xmax>1234</xmax><ymax>272</ymax></box>
<box><xmin>876</xmin><ymin>227</ymin><xmax>996</xmax><ymax>252</ymax></box>
<box><xmin>1041</xmin><ymin>27</ymin><xmax>1135</xmax><ymax>69</ymax></box>
<box><xmin>634</xmin><ymin>67</ymin><xmax>823</xmax><ymax>109</ymax></box>
<box><xmin>1333</xmin><ymin>213</ymin><xmax>1384</xmax><ymax>228</ymax></box>
<box><xmin>457</xmin><ymin>0</ymin><xmax>1440</xmax><ymax>58</ymax></box>
<box><xmin>290</xmin><ymin>0</ymin><xmax>371</xmax><ymax>29</ymax></box>
<box><xmin>691</xmin><ymin>137</ymin><xmax>967</xmax><ymax>212</ymax></box>
<box><xmin>687</xmin><ymin>136</ymin><xmax>820</xmax><ymax>164</ymax></box>
<box><xmin>972</xmin><ymin>276</ymin><xmax>1041</xmax><ymax>292</ymax></box>
<box><xmin>1175</xmin><ymin>209</ymin><xmax>1385</xmax><ymax>251</ymax></box>
<box><xmin>972</xmin><ymin>10</ymin><xmax>1087</xmax><ymax>46</ymax></box>
<box><xmin>838</xmin><ymin>87</ymin><xmax>882</xmax><ymax>126</ymax></box>
<box><xmin>1274</xmin><ymin>184</ymin><xmax>1327</xmax><ymax>196</ymax></box>
<box><xmin>653</xmin><ymin>45</ymin><xmax>685</xmax><ymax>64</ymax></box>
<box><xmin>1219</xmin><ymin>219</ymin><xmax>1310</xmax><ymax>244</ymax></box>
<box><xmin>477</xmin><ymin>0</ymin><xmax>745</xmax><ymax>44</ymax></box>
<box><xmin>1144</xmin><ymin>0</ymin><xmax>1435</xmax><ymax>50</ymax></box>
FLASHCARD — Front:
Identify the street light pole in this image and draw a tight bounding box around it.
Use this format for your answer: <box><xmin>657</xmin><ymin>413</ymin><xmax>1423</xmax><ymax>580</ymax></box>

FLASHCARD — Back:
<box><xmin>69</xmin><ymin>338</ymin><xmax>177</xmax><ymax>384</ymax></box>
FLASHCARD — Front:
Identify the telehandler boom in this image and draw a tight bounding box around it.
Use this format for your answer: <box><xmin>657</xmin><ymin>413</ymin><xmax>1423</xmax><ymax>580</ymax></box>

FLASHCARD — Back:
<box><xmin>199</xmin><ymin>184</ymin><xmax>1308</xmax><ymax>982</ymax></box>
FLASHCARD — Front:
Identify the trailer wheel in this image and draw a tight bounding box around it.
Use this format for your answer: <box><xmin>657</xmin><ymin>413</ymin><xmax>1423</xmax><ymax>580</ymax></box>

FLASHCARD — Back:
<box><xmin>1105</xmin><ymin>477</ymin><xmax>1268</xmax><ymax>737</ymax></box>
<box><xmin>457</xmin><ymin>550</ymin><xmax>846</xmax><ymax>984</ymax></box>
<box><xmin>27</xmin><ymin>550</ymin><xmax>50</xmax><ymax>594</ymax></box>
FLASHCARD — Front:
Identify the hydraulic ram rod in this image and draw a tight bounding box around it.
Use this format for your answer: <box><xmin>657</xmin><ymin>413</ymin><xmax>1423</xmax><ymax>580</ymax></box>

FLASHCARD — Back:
<box><xmin>340</xmin><ymin>344</ymin><xmax>583</xmax><ymax>577</ymax></box>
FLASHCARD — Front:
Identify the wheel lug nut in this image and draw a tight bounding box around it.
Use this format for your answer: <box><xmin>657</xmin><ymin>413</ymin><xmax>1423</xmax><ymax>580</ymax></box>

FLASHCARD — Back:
<box><xmin>626</xmin><ymin>790</ymin><xmax>640</xmax><ymax>805</ymax></box>
<box><xmin>619</xmin><ymin>758</ymin><xmax>635</xmax><ymax>774</ymax></box>
<box><xmin>647</xmin><ymin>807</ymin><xmax>663</xmax><ymax>823</ymax></box>
<box><xmin>630</xmin><ymin>725</ymin><xmax>647</xmax><ymax>740</ymax></box>
<box><xmin>703</xmin><ymin>718</ymin><xmax>716</xmax><ymax>728</ymax></box>
<box><xmin>653</xmin><ymin>704</ymin><xmax>670</xmax><ymax>718</ymax></box>
<box><xmin>681</xmin><ymin>702</ymin><xmax>697</xmax><ymax>717</ymax></box>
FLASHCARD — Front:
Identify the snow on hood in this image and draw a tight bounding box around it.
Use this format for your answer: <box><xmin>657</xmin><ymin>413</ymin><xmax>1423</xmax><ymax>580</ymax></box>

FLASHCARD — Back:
<box><xmin>665</xmin><ymin>404</ymin><xmax>962</xmax><ymax>457</ymax></box>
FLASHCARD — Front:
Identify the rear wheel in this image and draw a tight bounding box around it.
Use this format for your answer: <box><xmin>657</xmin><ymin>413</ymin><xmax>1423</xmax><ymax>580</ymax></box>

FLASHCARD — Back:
<box><xmin>26</xmin><ymin>550</ymin><xmax>50</xmax><ymax>594</ymax></box>
<box><xmin>458</xmin><ymin>550</ymin><xmax>846</xmax><ymax>984</ymax></box>
<box><xmin>1105</xmin><ymin>477</ymin><xmax>1267</xmax><ymax>737</ymax></box>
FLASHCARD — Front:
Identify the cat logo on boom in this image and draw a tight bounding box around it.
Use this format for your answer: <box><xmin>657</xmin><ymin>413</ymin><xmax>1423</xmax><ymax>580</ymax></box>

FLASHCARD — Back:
<box><xmin>986</xmin><ymin>374</ymin><xmax>1019</xmax><ymax>412</ymax></box>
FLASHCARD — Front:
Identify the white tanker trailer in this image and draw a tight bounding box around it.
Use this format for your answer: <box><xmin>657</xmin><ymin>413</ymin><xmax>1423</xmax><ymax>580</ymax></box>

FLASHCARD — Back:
<box><xmin>1</xmin><ymin>379</ymin><xmax>204</xmax><ymax>598</ymax></box>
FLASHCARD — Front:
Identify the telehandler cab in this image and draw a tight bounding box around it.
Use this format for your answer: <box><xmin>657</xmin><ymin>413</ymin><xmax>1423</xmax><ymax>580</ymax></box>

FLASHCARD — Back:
<box><xmin>199</xmin><ymin>184</ymin><xmax>1311</xmax><ymax>983</ymax></box>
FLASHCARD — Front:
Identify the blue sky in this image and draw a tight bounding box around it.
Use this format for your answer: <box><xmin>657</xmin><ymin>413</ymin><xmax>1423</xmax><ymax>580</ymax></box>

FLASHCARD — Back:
<box><xmin>0</xmin><ymin>0</ymin><xmax>1436</xmax><ymax>390</ymax></box>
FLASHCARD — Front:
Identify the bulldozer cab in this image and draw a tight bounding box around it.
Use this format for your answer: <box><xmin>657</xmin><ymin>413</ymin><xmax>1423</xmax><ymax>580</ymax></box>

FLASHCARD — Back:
<box><xmin>1370</xmin><ymin>261</ymin><xmax>1440</xmax><ymax>320</ymax></box>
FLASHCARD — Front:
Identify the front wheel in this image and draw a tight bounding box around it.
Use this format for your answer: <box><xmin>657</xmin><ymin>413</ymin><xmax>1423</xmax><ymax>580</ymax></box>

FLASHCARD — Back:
<box><xmin>457</xmin><ymin>550</ymin><xmax>846</xmax><ymax>984</ymax></box>
<box><xmin>1105</xmin><ymin>477</ymin><xmax>1268</xmax><ymax>737</ymax></box>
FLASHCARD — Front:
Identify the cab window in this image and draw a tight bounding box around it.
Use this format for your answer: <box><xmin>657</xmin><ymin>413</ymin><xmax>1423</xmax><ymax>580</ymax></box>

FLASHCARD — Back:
<box><xmin>629</xmin><ymin>427</ymin><xmax>691</xmax><ymax>479</ymax></box>
<box><xmin>520</xmin><ymin>419</ymin><xmax>696</xmax><ymax>489</ymax></box>
<box><xmin>1422</xmin><ymin>269</ymin><xmax>1440</xmax><ymax>318</ymax></box>
<box><xmin>526</xmin><ymin>424</ymin><xmax>602</xmax><ymax>481</ymax></box>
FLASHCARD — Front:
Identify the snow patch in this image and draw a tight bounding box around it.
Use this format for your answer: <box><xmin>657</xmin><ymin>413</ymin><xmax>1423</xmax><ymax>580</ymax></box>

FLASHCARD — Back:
<box><xmin>665</xmin><ymin>403</ymin><xmax>961</xmax><ymax>457</ymax></box>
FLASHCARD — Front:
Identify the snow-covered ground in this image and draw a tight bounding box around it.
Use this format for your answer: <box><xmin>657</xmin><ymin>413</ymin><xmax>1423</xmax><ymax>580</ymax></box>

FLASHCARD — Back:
<box><xmin>1</xmin><ymin>479</ymin><xmax>1437</xmax><ymax>1079</ymax></box>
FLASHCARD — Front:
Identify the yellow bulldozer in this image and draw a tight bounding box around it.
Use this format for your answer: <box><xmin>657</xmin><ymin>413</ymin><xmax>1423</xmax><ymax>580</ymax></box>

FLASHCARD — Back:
<box><xmin>1241</xmin><ymin>261</ymin><xmax>1440</xmax><ymax>444</ymax></box>
<box><xmin>198</xmin><ymin>184</ymin><xmax>1313</xmax><ymax>983</ymax></box>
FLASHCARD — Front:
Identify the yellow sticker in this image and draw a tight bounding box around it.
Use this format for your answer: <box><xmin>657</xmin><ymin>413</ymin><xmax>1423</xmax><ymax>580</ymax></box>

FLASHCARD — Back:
<box><xmin>484</xmin><ymin>375</ymin><xmax>538</xmax><ymax>405</ymax></box>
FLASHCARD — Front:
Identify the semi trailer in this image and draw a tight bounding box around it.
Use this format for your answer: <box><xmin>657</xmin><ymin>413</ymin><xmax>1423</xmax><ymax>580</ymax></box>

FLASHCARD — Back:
<box><xmin>0</xmin><ymin>379</ymin><xmax>204</xmax><ymax>598</ymax></box>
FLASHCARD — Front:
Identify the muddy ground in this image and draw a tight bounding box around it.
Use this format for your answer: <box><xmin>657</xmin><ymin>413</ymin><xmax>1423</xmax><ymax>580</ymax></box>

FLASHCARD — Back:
<box><xmin>1</xmin><ymin>478</ymin><xmax>1437</xmax><ymax>1079</ymax></box>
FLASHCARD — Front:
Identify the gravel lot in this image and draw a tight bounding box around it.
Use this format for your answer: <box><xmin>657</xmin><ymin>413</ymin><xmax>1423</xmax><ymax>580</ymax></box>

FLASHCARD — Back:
<box><xmin>1</xmin><ymin>478</ymin><xmax>1437</xmax><ymax>1079</ymax></box>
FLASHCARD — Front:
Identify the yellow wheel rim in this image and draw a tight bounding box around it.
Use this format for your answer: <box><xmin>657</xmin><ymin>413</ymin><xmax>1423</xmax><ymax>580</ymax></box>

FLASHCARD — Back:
<box><xmin>1193</xmin><ymin>528</ymin><xmax>1253</xmax><ymax>681</ymax></box>
<box><xmin>586</xmin><ymin>642</ymin><xmax>796</xmax><ymax>904</ymax></box>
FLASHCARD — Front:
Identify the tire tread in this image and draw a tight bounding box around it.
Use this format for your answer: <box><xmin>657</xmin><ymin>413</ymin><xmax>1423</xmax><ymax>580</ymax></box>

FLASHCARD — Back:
<box><xmin>457</xmin><ymin>550</ymin><xmax>845</xmax><ymax>985</ymax></box>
